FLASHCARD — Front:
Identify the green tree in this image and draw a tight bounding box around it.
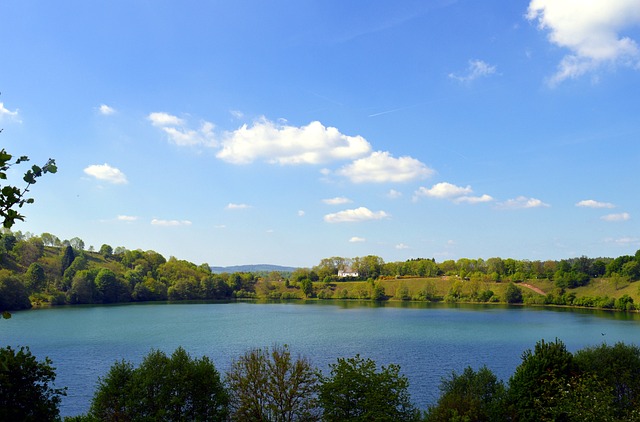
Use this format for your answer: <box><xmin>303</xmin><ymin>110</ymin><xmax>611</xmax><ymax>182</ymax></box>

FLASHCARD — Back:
<box><xmin>319</xmin><ymin>354</ymin><xmax>420</xmax><ymax>422</ymax></box>
<box><xmin>0</xmin><ymin>270</ymin><xmax>31</xmax><ymax>313</ymax></box>
<box><xmin>299</xmin><ymin>278</ymin><xmax>313</xmax><ymax>298</ymax></box>
<box><xmin>574</xmin><ymin>342</ymin><xmax>640</xmax><ymax>419</ymax></box>
<box><xmin>60</xmin><ymin>245</ymin><xmax>75</xmax><ymax>276</ymax></box>
<box><xmin>507</xmin><ymin>338</ymin><xmax>576</xmax><ymax>421</ymax></box>
<box><xmin>226</xmin><ymin>345</ymin><xmax>320</xmax><ymax>422</ymax></box>
<box><xmin>90</xmin><ymin>347</ymin><xmax>228</xmax><ymax>421</ymax></box>
<box><xmin>25</xmin><ymin>262</ymin><xmax>46</xmax><ymax>293</ymax></box>
<box><xmin>0</xmin><ymin>346</ymin><xmax>66</xmax><ymax>421</ymax></box>
<box><xmin>95</xmin><ymin>268</ymin><xmax>129</xmax><ymax>304</ymax></box>
<box><xmin>68</xmin><ymin>270</ymin><xmax>98</xmax><ymax>304</ymax></box>
<box><xmin>426</xmin><ymin>366</ymin><xmax>506</xmax><ymax>422</ymax></box>
<box><xmin>99</xmin><ymin>244</ymin><xmax>113</xmax><ymax>258</ymax></box>
<box><xmin>504</xmin><ymin>282</ymin><xmax>523</xmax><ymax>303</ymax></box>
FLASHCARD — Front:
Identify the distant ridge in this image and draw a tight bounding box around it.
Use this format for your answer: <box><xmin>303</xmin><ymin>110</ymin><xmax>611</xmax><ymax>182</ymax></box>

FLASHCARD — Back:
<box><xmin>210</xmin><ymin>264</ymin><xmax>299</xmax><ymax>274</ymax></box>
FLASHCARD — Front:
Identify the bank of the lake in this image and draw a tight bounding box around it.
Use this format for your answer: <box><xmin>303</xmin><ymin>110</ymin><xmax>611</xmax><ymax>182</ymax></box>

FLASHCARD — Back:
<box><xmin>3</xmin><ymin>300</ymin><xmax>640</xmax><ymax>417</ymax></box>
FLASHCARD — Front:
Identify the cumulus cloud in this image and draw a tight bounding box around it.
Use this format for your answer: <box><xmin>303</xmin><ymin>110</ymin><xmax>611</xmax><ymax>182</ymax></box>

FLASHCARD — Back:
<box><xmin>148</xmin><ymin>112</ymin><xmax>185</xmax><ymax>127</ymax></box>
<box><xmin>349</xmin><ymin>236</ymin><xmax>366</xmax><ymax>243</ymax></box>
<box><xmin>298</xmin><ymin>210</ymin><xmax>305</xmax><ymax>217</ymax></box>
<box><xmin>576</xmin><ymin>199</ymin><xmax>616</xmax><ymax>208</ymax></box>
<box><xmin>216</xmin><ymin>118</ymin><xmax>371</xmax><ymax>165</ymax></box>
<box><xmin>448</xmin><ymin>59</ymin><xmax>497</xmax><ymax>82</ymax></box>
<box><xmin>601</xmin><ymin>212</ymin><xmax>630</xmax><ymax>222</ymax></box>
<box><xmin>226</xmin><ymin>203</ymin><xmax>251</xmax><ymax>210</ymax></box>
<box><xmin>84</xmin><ymin>163</ymin><xmax>128</xmax><ymax>184</ymax></box>
<box><xmin>415</xmin><ymin>182</ymin><xmax>473</xmax><ymax>199</ymax></box>
<box><xmin>0</xmin><ymin>102</ymin><xmax>20</xmax><ymax>122</ymax></box>
<box><xmin>117</xmin><ymin>215</ymin><xmax>138</xmax><ymax>222</ymax></box>
<box><xmin>413</xmin><ymin>182</ymin><xmax>492</xmax><ymax>204</ymax></box>
<box><xmin>324</xmin><ymin>207</ymin><xmax>390</xmax><ymax>223</ymax></box>
<box><xmin>151</xmin><ymin>219</ymin><xmax>192</xmax><ymax>227</ymax></box>
<box><xmin>337</xmin><ymin>151</ymin><xmax>433</xmax><ymax>183</ymax></box>
<box><xmin>99</xmin><ymin>104</ymin><xmax>116</xmax><ymax>115</ymax></box>
<box><xmin>148</xmin><ymin>112</ymin><xmax>216</xmax><ymax>147</ymax></box>
<box><xmin>395</xmin><ymin>243</ymin><xmax>409</xmax><ymax>249</ymax></box>
<box><xmin>527</xmin><ymin>0</ymin><xmax>640</xmax><ymax>85</ymax></box>
<box><xmin>455</xmin><ymin>194</ymin><xmax>494</xmax><ymax>204</ymax></box>
<box><xmin>498</xmin><ymin>196</ymin><xmax>550</xmax><ymax>209</ymax></box>
<box><xmin>323</xmin><ymin>197</ymin><xmax>352</xmax><ymax>205</ymax></box>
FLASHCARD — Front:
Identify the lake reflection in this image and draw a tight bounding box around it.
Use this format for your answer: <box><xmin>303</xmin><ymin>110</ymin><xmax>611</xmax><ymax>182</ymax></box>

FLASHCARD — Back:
<box><xmin>3</xmin><ymin>301</ymin><xmax>640</xmax><ymax>417</ymax></box>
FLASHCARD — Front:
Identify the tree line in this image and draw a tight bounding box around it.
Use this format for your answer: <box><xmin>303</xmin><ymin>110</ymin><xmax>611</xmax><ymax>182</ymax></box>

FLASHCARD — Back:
<box><xmin>2</xmin><ymin>229</ymin><xmax>640</xmax><ymax>313</ymax></box>
<box><xmin>3</xmin><ymin>339</ymin><xmax>640</xmax><ymax>421</ymax></box>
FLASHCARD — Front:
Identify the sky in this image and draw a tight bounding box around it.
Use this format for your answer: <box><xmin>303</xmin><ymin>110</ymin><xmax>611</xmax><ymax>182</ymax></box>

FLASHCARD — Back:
<box><xmin>1</xmin><ymin>0</ymin><xmax>639</xmax><ymax>268</ymax></box>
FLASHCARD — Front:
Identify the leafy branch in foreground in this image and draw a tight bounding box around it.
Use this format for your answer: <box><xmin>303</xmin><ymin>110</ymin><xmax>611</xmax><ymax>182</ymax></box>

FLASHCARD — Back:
<box><xmin>0</xmin><ymin>148</ymin><xmax>57</xmax><ymax>230</ymax></box>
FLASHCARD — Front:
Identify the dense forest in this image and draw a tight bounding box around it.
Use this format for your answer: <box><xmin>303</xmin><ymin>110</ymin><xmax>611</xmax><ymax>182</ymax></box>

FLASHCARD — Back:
<box><xmin>1</xmin><ymin>228</ymin><xmax>640</xmax><ymax>314</ymax></box>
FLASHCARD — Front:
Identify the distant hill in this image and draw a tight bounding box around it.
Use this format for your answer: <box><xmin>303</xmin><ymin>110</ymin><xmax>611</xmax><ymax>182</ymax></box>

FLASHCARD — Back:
<box><xmin>209</xmin><ymin>264</ymin><xmax>299</xmax><ymax>274</ymax></box>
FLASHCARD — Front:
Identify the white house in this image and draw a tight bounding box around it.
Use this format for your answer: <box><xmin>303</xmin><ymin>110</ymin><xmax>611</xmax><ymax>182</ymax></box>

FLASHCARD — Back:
<box><xmin>338</xmin><ymin>269</ymin><xmax>359</xmax><ymax>278</ymax></box>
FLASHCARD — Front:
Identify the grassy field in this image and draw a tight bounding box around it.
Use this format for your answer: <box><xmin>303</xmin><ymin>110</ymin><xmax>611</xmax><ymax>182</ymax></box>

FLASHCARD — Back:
<box><xmin>304</xmin><ymin>275</ymin><xmax>640</xmax><ymax>307</ymax></box>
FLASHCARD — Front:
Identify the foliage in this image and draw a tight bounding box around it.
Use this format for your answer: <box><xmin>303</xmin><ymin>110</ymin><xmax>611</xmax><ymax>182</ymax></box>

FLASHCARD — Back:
<box><xmin>425</xmin><ymin>365</ymin><xmax>506</xmax><ymax>422</ymax></box>
<box><xmin>0</xmin><ymin>148</ymin><xmax>57</xmax><ymax>229</ymax></box>
<box><xmin>0</xmin><ymin>270</ymin><xmax>31</xmax><ymax>312</ymax></box>
<box><xmin>507</xmin><ymin>338</ymin><xmax>576</xmax><ymax>421</ymax></box>
<box><xmin>226</xmin><ymin>345</ymin><xmax>320</xmax><ymax>422</ymax></box>
<box><xmin>318</xmin><ymin>354</ymin><xmax>420</xmax><ymax>422</ymax></box>
<box><xmin>504</xmin><ymin>282</ymin><xmax>523</xmax><ymax>303</ymax></box>
<box><xmin>0</xmin><ymin>345</ymin><xmax>66</xmax><ymax>421</ymax></box>
<box><xmin>574</xmin><ymin>342</ymin><xmax>640</xmax><ymax>419</ymax></box>
<box><xmin>90</xmin><ymin>347</ymin><xmax>228</xmax><ymax>421</ymax></box>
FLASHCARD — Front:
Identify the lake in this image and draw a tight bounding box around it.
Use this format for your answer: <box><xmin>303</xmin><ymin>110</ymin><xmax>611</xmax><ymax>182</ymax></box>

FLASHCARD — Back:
<box><xmin>2</xmin><ymin>300</ymin><xmax>640</xmax><ymax>417</ymax></box>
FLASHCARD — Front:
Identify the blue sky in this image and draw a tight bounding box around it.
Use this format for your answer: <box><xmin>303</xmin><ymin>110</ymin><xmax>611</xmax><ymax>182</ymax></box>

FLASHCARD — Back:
<box><xmin>1</xmin><ymin>0</ymin><xmax>639</xmax><ymax>267</ymax></box>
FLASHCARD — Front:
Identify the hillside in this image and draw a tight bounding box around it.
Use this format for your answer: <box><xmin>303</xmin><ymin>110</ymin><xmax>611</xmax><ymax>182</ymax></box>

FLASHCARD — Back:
<box><xmin>1</xmin><ymin>231</ymin><xmax>639</xmax><ymax>314</ymax></box>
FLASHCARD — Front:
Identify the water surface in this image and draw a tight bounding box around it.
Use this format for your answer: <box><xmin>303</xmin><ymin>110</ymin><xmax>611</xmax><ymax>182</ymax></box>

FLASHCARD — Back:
<box><xmin>2</xmin><ymin>301</ymin><xmax>639</xmax><ymax>417</ymax></box>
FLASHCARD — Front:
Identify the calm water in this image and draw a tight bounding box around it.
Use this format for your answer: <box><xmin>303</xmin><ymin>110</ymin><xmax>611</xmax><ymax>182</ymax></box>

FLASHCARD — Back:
<box><xmin>2</xmin><ymin>300</ymin><xmax>640</xmax><ymax>417</ymax></box>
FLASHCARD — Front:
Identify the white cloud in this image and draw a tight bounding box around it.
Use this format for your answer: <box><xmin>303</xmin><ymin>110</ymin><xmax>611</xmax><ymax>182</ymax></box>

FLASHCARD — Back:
<box><xmin>151</xmin><ymin>219</ymin><xmax>192</xmax><ymax>227</ymax></box>
<box><xmin>498</xmin><ymin>196</ymin><xmax>550</xmax><ymax>209</ymax></box>
<box><xmin>99</xmin><ymin>104</ymin><xmax>116</xmax><ymax>115</ymax></box>
<box><xmin>117</xmin><ymin>215</ymin><xmax>138</xmax><ymax>222</ymax></box>
<box><xmin>601</xmin><ymin>212</ymin><xmax>630</xmax><ymax>222</ymax></box>
<box><xmin>605</xmin><ymin>236</ymin><xmax>639</xmax><ymax>246</ymax></box>
<box><xmin>298</xmin><ymin>210</ymin><xmax>305</xmax><ymax>217</ymax></box>
<box><xmin>576</xmin><ymin>199</ymin><xmax>616</xmax><ymax>209</ymax></box>
<box><xmin>226</xmin><ymin>203</ymin><xmax>251</xmax><ymax>210</ymax></box>
<box><xmin>349</xmin><ymin>236</ymin><xmax>366</xmax><ymax>243</ymax></box>
<box><xmin>337</xmin><ymin>151</ymin><xmax>433</xmax><ymax>183</ymax></box>
<box><xmin>323</xmin><ymin>196</ymin><xmax>352</xmax><ymax>205</ymax></box>
<box><xmin>148</xmin><ymin>112</ymin><xmax>185</xmax><ymax>127</ymax></box>
<box><xmin>455</xmin><ymin>194</ymin><xmax>494</xmax><ymax>204</ymax></box>
<box><xmin>414</xmin><ymin>183</ymin><xmax>493</xmax><ymax>204</ymax></box>
<box><xmin>527</xmin><ymin>0</ymin><xmax>640</xmax><ymax>85</ymax></box>
<box><xmin>230</xmin><ymin>110</ymin><xmax>244</xmax><ymax>119</ymax></box>
<box><xmin>415</xmin><ymin>182</ymin><xmax>473</xmax><ymax>199</ymax></box>
<box><xmin>324</xmin><ymin>207</ymin><xmax>390</xmax><ymax>223</ymax></box>
<box><xmin>387</xmin><ymin>189</ymin><xmax>403</xmax><ymax>199</ymax></box>
<box><xmin>395</xmin><ymin>243</ymin><xmax>409</xmax><ymax>249</ymax></box>
<box><xmin>0</xmin><ymin>102</ymin><xmax>20</xmax><ymax>122</ymax></box>
<box><xmin>149</xmin><ymin>112</ymin><xmax>216</xmax><ymax>147</ymax></box>
<box><xmin>84</xmin><ymin>163</ymin><xmax>128</xmax><ymax>184</ymax></box>
<box><xmin>217</xmin><ymin>118</ymin><xmax>371</xmax><ymax>165</ymax></box>
<box><xmin>448</xmin><ymin>59</ymin><xmax>497</xmax><ymax>82</ymax></box>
